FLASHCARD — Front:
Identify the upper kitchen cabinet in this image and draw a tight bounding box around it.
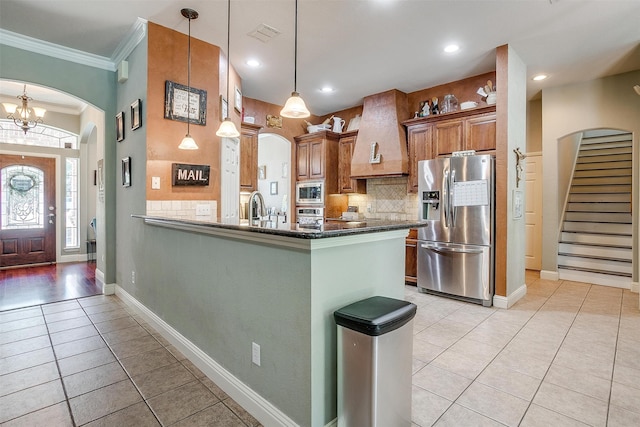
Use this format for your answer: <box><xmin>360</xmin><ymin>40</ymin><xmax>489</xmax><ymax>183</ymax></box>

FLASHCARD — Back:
<box><xmin>294</xmin><ymin>130</ymin><xmax>340</xmax><ymax>194</ymax></box>
<box><xmin>338</xmin><ymin>131</ymin><xmax>366</xmax><ymax>194</ymax></box>
<box><xmin>240</xmin><ymin>123</ymin><xmax>262</xmax><ymax>192</ymax></box>
<box><xmin>403</xmin><ymin>105</ymin><xmax>496</xmax><ymax>193</ymax></box>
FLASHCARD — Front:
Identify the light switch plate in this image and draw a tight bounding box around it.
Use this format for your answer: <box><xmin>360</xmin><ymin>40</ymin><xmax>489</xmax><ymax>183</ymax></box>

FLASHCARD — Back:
<box><xmin>151</xmin><ymin>177</ymin><xmax>160</xmax><ymax>189</ymax></box>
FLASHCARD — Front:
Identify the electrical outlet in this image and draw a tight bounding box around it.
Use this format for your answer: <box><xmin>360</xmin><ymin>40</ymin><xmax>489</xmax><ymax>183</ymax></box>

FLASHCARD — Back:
<box><xmin>196</xmin><ymin>204</ymin><xmax>211</xmax><ymax>216</ymax></box>
<box><xmin>131</xmin><ymin>271</ymin><xmax>136</xmax><ymax>284</ymax></box>
<box><xmin>252</xmin><ymin>342</ymin><xmax>261</xmax><ymax>366</ymax></box>
<box><xmin>151</xmin><ymin>176</ymin><xmax>160</xmax><ymax>189</ymax></box>
<box><xmin>367</xmin><ymin>203</ymin><xmax>372</xmax><ymax>213</ymax></box>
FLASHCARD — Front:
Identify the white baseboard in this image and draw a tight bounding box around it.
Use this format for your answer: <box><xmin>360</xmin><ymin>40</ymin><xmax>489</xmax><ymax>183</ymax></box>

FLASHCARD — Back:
<box><xmin>325</xmin><ymin>419</ymin><xmax>337</xmax><ymax>427</ymax></box>
<box><xmin>558</xmin><ymin>269</ymin><xmax>632</xmax><ymax>290</ymax></box>
<box><xmin>493</xmin><ymin>284</ymin><xmax>527</xmax><ymax>309</ymax></box>
<box><xmin>59</xmin><ymin>254</ymin><xmax>89</xmax><ymax>263</ymax></box>
<box><xmin>630</xmin><ymin>282</ymin><xmax>638</xmax><ymax>293</ymax></box>
<box><xmin>115</xmin><ymin>285</ymin><xmax>299</xmax><ymax>427</ymax></box>
<box><xmin>540</xmin><ymin>270</ymin><xmax>559</xmax><ymax>281</ymax></box>
<box><xmin>95</xmin><ymin>268</ymin><xmax>115</xmax><ymax>295</ymax></box>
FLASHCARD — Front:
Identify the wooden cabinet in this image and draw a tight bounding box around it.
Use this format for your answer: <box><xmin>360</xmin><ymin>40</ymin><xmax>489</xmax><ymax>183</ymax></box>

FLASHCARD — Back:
<box><xmin>294</xmin><ymin>131</ymin><xmax>340</xmax><ymax>194</ymax></box>
<box><xmin>405</xmin><ymin>228</ymin><xmax>418</xmax><ymax>285</ymax></box>
<box><xmin>407</xmin><ymin>124</ymin><xmax>433</xmax><ymax>193</ymax></box>
<box><xmin>403</xmin><ymin>106</ymin><xmax>496</xmax><ymax>193</ymax></box>
<box><xmin>338</xmin><ymin>131</ymin><xmax>366</xmax><ymax>194</ymax></box>
<box><xmin>239</xmin><ymin>123</ymin><xmax>261</xmax><ymax>192</ymax></box>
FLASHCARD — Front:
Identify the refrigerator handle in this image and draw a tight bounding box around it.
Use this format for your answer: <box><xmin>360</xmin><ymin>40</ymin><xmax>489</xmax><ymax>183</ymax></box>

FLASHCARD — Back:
<box><xmin>450</xmin><ymin>169</ymin><xmax>457</xmax><ymax>228</ymax></box>
<box><xmin>443</xmin><ymin>168</ymin><xmax>449</xmax><ymax>227</ymax></box>
<box><xmin>421</xmin><ymin>243</ymin><xmax>484</xmax><ymax>254</ymax></box>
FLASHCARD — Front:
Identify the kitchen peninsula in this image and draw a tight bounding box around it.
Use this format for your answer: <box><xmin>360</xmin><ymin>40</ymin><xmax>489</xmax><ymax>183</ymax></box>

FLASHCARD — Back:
<box><xmin>126</xmin><ymin>215</ymin><xmax>424</xmax><ymax>427</ymax></box>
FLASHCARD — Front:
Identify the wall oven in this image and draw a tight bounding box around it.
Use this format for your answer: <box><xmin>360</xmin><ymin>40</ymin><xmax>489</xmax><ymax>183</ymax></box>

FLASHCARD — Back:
<box><xmin>296</xmin><ymin>180</ymin><xmax>324</xmax><ymax>205</ymax></box>
<box><xmin>296</xmin><ymin>206</ymin><xmax>324</xmax><ymax>228</ymax></box>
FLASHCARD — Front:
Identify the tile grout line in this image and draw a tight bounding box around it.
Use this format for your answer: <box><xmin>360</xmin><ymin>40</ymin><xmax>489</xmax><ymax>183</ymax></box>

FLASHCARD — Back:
<box><xmin>604</xmin><ymin>287</ymin><xmax>624</xmax><ymax>427</ymax></box>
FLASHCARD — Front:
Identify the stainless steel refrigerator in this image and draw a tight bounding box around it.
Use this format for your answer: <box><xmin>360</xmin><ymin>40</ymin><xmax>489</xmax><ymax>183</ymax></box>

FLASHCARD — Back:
<box><xmin>417</xmin><ymin>155</ymin><xmax>495</xmax><ymax>306</ymax></box>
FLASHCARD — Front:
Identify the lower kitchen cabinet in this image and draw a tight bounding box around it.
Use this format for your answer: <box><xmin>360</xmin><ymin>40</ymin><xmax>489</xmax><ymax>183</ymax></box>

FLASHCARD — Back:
<box><xmin>405</xmin><ymin>228</ymin><xmax>418</xmax><ymax>285</ymax></box>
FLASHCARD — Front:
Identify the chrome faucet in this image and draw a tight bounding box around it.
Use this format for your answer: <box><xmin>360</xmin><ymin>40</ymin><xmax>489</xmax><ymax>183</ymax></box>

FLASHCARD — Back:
<box><xmin>248</xmin><ymin>191</ymin><xmax>267</xmax><ymax>224</ymax></box>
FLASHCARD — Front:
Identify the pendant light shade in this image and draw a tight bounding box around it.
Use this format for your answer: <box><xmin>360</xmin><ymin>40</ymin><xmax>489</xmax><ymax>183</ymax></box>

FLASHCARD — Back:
<box><xmin>281</xmin><ymin>91</ymin><xmax>310</xmax><ymax>118</ymax></box>
<box><xmin>179</xmin><ymin>135</ymin><xmax>198</xmax><ymax>150</ymax></box>
<box><xmin>280</xmin><ymin>0</ymin><xmax>310</xmax><ymax>118</ymax></box>
<box><xmin>216</xmin><ymin>117</ymin><xmax>240</xmax><ymax>137</ymax></box>
<box><xmin>179</xmin><ymin>8</ymin><xmax>199</xmax><ymax>150</ymax></box>
<box><xmin>216</xmin><ymin>0</ymin><xmax>240</xmax><ymax>138</ymax></box>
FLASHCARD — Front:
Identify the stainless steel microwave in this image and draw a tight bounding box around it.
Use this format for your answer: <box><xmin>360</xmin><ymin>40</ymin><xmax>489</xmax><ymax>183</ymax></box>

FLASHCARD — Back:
<box><xmin>296</xmin><ymin>180</ymin><xmax>324</xmax><ymax>205</ymax></box>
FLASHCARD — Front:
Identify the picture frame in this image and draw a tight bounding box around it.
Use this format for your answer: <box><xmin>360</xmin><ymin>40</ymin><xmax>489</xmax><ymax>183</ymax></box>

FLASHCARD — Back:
<box><xmin>220</xmin><ymin>95</ymin><xmax>228</xmax><ymax>121</ymax></box>
<box><xmin>116</xmin><ymin>111</ymin><xmax>124</xmax><ymax>142</ymax></box>
<box><xmin>164</xmin><ymin>80</ymin><xmax>207</xmax><ymax>125</ymax></box>
<box><xmin>122</xmin><ymin>157</ymin><xmax>131</xmax><ymax>187</ymax></box>
<box><xmin>258</xmin><ymin>165</ymin><xmax>266</xmax><ymax>180</ymax></box>
<box><xmin>130</xmin><ymin>99</ymin><xmax>142</xmax><ymax>130</ymax></box>
<box><xmin>234</xmin><ymin>85</ymin><xmax>242</xmax><ymax>113</ymax></box>
<box><xmin>270</xmin><ymin>181</ymin><xmax>278</xmax><ymax>195</ymax></box>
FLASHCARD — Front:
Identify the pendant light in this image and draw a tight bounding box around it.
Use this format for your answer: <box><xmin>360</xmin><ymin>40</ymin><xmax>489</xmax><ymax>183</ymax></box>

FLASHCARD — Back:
<box><xmin>216</xmin><ymin>0</ymin><xmax>240</xmax><ymax>138</ymax></box>
<box><xmin>178</xmin><ymin>8</ymin><xmax>199</xmax><ymax>150</ymax></box>
<box><xmin>280</xmin><ymin>0</ymin><xmax>310</xmax><ymax>118</ymax></box>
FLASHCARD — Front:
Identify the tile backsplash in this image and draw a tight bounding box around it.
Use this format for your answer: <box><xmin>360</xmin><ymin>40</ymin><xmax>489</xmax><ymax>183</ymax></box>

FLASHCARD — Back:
<box><xmin>348</xmin><ymin>177</ymin><xmax>419</xmax><ymax>221</ymax></box>
<box><xmin>146</xmin><ymin>200</ymin><xmax>217</xmax><ymax>222</ymax></box>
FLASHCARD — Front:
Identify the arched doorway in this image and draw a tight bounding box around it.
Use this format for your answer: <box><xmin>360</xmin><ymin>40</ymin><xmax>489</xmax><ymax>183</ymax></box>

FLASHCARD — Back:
<box><xmin>257</xmin><ymin>133</ymin><xmax>292</xmax><ymax>217</ymax></box>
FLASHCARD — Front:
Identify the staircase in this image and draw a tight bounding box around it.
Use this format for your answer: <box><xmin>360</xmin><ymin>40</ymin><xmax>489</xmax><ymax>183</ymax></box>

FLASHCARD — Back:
<box><xmin>557</xmin><ymin>130</ymin><xmax>633</xmax><ymax>287</ymax></box>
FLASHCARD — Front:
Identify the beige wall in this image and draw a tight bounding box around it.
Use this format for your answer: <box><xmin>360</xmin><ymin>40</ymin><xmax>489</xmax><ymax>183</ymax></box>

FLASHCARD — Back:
<box><xmin>541</xmin><ymin>69</ymin><xmax>640</xmax><ymax>278</ymax></box>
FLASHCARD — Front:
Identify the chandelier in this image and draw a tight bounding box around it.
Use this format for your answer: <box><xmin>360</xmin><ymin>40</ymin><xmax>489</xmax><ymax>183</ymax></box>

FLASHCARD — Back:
<box><xmin>2</xmin><ymin>85</ymin><xmax>46</xmax><ymax>134</ymax></box>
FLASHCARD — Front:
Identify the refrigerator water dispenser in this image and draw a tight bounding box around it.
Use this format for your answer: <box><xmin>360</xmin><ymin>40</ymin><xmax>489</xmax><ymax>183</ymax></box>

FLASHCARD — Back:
<box><xmin>422</xmin><ymin>191</ymin><xmax>440</xmax><ymax>220</ymax></box>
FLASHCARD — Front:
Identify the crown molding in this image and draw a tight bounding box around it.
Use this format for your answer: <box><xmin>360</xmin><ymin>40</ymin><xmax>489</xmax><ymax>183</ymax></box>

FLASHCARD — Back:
<box><xmin>0</xmin><ymin>18</ymin><xmax>148</xmax><ymax>73</ymax></box>
<box><xmin>0</xmin><ymin>29</ymin><xmax>115</xmax><ymax>71</ymax></box>
<box><xmin>111</xmin><ymin>18</ymin><xmax>148</xmax><ymax>66</ymax></box>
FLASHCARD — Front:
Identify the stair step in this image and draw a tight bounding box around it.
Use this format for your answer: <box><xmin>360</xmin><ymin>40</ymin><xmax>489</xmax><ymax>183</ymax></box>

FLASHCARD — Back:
<box><xmin>558</xmin><ymin>242</ymin><xmax>632</xmax><ymax>260</ymax></box>
<box><xmin>557</xmin><ymin>255</ymin><xmax>632</xmax><ymax>274</ymax></box>
<box><xmin>573</xmin><ymin>168</ymin><xmax>631</xmax><ymax>178</ymax></box>
<box><xmin>560</xmin><ymin>232</ymin><xmax>632</xmax><ymax>246</ymax></box>
<box><xmin>572</xmin><ymin>176</ymin><xmax>631</xmax><ymax>186</ymax></box>
<box><xmin>576</xmin><ymin>154</ymin><xmax>632</xmax><ymax>164</ymax></box>
<box><xmin>581</xmin><ymin>133</ymin><xmax>632</xmax><ymax>145</ymax></box>
<box><xmin>580</xmin><ymin>140</ymin><xmax>632</xmax><ymax>151</ymax></box>
<box><xmin>566</xmin><ymin>202</ymin><xmax>630</xmax><ymax>212</ymax></box>
<box><xmin>563</xmin><ymin>221</ymin><xmax>631</xmax><ymax>234</ymax></box>
<box><xmin>570</xmin><ymin>185</ymin><xmax>631</xmax><ymax>194</ymax></box>
<box><xmin>568</xmin><ymin>193</ymin><xmax>630</xmax><ymax>203</ymax></box>
<box><xmin>565</xmin><ymin>212</ymin><xmax>631</xmax><ymax>223</ymax></box>
<box><xmin>579</xmin><ymin>147</ymin><xmax>632</xmax><ymax>157</ymax></box>
<box><xmin>558</xmin><ymin>266</ymin><xmax>632</xmax><ymax>280</ymax></box>
<box><xmin>575</xmin><ymin>160</ymin><xmax>632</xmax><ymax>171</ymax></box>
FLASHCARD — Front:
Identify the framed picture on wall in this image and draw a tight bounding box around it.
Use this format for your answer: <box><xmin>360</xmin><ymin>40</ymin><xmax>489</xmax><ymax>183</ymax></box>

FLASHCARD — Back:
<box><xmin>122</xmin><ymin>157</ymin><xmax>131</xmax><ymax>187</ymax></box>
<box><xmin>234</xmin><ymin>85</ymin><xmax>242</xmax><ymax>113</ymax></box>
<box><xmin>220</xmin><ymin>95</ymin><xmax>228</xmax><ymax>121</ymax></box>
<box><xmin>164</xmin><ymin>80</ymin><xmax>207</xmax><ymax>125</ymax></box>
<box><xmin>130</xmin><ymin>99</ymin><xmax>142</xmax><ymax>130</ymax></box>
<box><xmin>116</xmin><ymin>112</ymin><xmax>124</xmax><ymax>142</ymax></box>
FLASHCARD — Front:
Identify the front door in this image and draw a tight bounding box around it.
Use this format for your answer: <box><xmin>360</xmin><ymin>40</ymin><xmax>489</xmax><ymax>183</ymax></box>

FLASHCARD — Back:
<box><xmin>1</xmin><ymin>155</ymin><xmax>56</xmax><ymax>267</ymax></box>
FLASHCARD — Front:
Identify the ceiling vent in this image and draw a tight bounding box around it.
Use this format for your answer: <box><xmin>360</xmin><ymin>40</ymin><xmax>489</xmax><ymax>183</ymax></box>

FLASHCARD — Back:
<box><xmin>248</xmin><ymin>24</ymin><xmax>281</xmax><ymax>43</ymax></box>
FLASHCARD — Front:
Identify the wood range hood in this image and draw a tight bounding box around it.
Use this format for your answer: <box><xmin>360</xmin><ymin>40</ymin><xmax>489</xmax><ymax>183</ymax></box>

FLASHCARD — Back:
<box><xmin>350</xmin><ymin>89</ymin><xmax>411</xmax><ymax>178</ymax></box>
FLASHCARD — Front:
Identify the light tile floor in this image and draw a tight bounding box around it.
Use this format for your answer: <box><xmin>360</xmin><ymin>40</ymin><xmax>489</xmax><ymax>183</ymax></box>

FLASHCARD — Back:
<box><xmin>0</xmin><ymin>295</ymin><xmax>261</xmax><ymax>426</ymax></box>
<box><xmin>1</xmin><ymin>272</ymin><xmax>639</xmax><ymax>426</ymax></box>
<box><xmin>408</xmin><ymin>271</ymin><xmax>640</xmax><ymax>427</ymax></box>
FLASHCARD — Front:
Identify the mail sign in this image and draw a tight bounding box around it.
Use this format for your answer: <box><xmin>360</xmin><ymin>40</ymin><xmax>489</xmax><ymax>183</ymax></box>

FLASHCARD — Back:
<box><xmin>172</xmin><ymin>163</ymin><xmax>210</xmax><ymax>186</ymax></box>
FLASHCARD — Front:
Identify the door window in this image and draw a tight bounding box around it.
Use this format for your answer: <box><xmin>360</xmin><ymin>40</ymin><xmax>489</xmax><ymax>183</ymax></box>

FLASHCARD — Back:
<box><xmin>1</xmin><ymin>165</ymin><xmax>45</xmax><ymax>230</ymax></box>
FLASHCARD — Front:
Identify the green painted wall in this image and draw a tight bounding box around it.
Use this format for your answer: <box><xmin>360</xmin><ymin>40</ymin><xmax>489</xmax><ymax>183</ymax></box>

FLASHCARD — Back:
<box><xmin>0</xmin><ymin>44</ymin><xmax>117</xmax><ymax>283</ymax></box>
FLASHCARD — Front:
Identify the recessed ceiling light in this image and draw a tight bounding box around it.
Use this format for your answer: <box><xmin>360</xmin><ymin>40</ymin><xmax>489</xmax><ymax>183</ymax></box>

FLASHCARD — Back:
<box><xmin>321</xmin><ymin>86</ymin><xmax>334</xmax><ymax>93</ymax></box>
<box><xmin>444</xmin><ymin>44</ymin><xmax>460</xmax><ymax>53</ymax></box>
<box><xmin>246</xmin><ymin>59</ymin><xmax>260</xmax><ymax>67</ymax></box>
<box><xmin>532</xmin><ymin>74</ymin><xmax>548</xmax><ymax>81</ymax></box>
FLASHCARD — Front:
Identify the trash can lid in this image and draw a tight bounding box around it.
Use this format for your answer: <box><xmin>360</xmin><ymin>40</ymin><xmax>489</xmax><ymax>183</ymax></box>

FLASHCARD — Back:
<box><xmin>334</xmin><ymin>296</ymin><xmax>417</xmax><ymax>336</ymax></box>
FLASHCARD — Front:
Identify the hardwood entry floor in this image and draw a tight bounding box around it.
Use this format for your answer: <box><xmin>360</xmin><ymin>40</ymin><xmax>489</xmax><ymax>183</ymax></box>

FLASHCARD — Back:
<box><xmin>0</xmin><ymin>263</ymin><xmax>101</xmax><ymax>312</ymax></box>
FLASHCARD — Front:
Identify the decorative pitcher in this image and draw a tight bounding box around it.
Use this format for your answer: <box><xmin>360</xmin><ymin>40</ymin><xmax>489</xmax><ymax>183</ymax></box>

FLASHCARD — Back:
<box><xmin>332</xmin><ymin>116</ymin><xmax>346</xmax><ymax>133</ymax></box>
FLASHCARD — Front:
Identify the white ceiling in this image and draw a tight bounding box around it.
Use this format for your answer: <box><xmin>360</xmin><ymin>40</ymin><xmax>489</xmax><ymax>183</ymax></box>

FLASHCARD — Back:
<box><xmin>0</xmin><ymin>0</ymin><xmax>638</xmax><ymax>116</ymax></box>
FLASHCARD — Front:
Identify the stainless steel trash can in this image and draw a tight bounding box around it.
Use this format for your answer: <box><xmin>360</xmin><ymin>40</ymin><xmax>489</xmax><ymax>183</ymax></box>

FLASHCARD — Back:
<box><xmin>334</xmin><ymin>296</ymin><xmax>417</xmax><ymax>427</ymax></box>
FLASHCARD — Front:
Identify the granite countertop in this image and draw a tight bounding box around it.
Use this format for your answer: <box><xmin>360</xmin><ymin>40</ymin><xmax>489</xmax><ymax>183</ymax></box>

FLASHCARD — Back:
<box><xmin>133</xmin><ymin>215</ymin><xmax>426</xmax><ymax>239</ymax></box>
